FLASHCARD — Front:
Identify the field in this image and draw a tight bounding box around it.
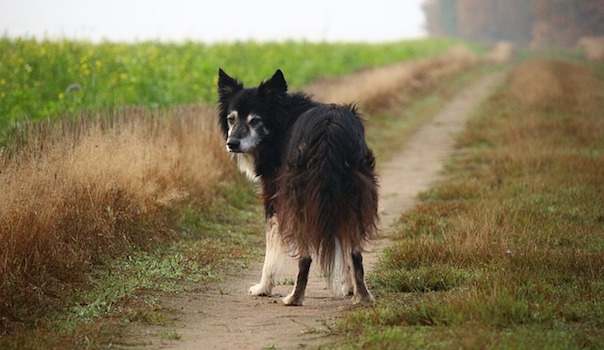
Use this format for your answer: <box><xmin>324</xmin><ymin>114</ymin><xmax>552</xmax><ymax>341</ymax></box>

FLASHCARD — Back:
<box><xmin>0</xmin><ymin>38</ymin><xmax>460</xmax><ymax>134</ymax></box>
<box><xmin>0</xmin><ymin>37</ymin><xmax>470</xmax><ymax>347</ymax></box>
<box><xmin>3</xmin><ymin>35</ymin><xmax>601</xmax><ymax>349</ymax></box>
<box><xmin>334</xmin><ymin>59</ymin><xmax>604</xmax><ymax>348</ymax></box>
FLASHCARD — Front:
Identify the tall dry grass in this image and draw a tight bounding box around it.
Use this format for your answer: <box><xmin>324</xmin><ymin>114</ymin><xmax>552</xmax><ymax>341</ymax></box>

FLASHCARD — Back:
<box><xmin>306</xmin><ymin>46</ymin><xmax>478</xmax><ymax>114</ymax></box>
<box><xmin>0</xmin><ymin>106</ymin><xmax>231</xmax><ymax>331</ymax></box>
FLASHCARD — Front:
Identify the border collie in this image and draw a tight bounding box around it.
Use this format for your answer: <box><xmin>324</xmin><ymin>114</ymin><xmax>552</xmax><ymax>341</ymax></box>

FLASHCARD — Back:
<box><xmin>217</xmin><ymin>69</ymin><xmax>378</xmax><ymax>305</ymax></box>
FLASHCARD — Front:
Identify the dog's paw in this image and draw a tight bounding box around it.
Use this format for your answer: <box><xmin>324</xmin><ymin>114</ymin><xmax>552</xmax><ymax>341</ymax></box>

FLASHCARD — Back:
<box><xmin>248</xmin><ymin>283</ymin><xmax>271</xmax><ymax>296</ymax></box>
<box><xmin>282</xmin><ymin>294</ymin><xmax>304</xmax><ymax>306</ymax></box>
<box><xmin>341</xmin><ymin>283</ymin><xmax>354</xmax><ymax>297</ymax></box>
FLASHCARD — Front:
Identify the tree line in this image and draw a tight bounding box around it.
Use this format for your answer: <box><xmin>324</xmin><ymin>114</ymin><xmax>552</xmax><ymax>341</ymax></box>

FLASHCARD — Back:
<box><xmin>422</xmin><ymin>0</ymin><xmax>604</xmax><ymax>48</ymax></box>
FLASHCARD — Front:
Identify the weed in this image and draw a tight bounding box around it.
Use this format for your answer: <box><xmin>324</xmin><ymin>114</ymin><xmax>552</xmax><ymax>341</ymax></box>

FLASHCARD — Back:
<box><xmin>159</xmin><ymin>330</ymin><xmax>181</xmax><ymax>341</ymax></box>
<box><xmin>277</xmin><ymin>278</ymin><xmax>295</xmax><ymax>286</ymax></box>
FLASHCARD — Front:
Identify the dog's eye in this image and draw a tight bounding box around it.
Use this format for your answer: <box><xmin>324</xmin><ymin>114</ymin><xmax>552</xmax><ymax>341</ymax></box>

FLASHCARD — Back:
<box><xmin>248</xmin><ymin>117</ymin><xmax>261</xmax><ymax>127</ymax></box>
<box><xmin>226</xmin><ymin>115</ymin><xmax>236</xmax><ymax>126</ymax></box>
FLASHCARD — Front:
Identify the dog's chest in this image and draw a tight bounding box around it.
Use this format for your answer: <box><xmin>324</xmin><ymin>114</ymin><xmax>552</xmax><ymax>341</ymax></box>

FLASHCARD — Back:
<box><xmin>234</xmin><ymin>153</ymin><xmax>260</xmax><ymax>183</ymax></box>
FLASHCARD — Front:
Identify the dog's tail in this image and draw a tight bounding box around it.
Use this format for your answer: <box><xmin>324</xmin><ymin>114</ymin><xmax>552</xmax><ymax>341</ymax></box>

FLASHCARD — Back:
<box><xmin>276</xmin><ymin>104</ymin><xmax>379</xmax><ymax>294</ymax></box>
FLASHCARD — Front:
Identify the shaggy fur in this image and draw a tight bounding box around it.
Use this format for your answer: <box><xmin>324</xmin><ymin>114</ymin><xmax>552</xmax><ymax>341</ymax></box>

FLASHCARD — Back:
<box><xmin>217</xmin><ymin>69</ymin><xmax>378</xmax><ymax>305</ymax></box>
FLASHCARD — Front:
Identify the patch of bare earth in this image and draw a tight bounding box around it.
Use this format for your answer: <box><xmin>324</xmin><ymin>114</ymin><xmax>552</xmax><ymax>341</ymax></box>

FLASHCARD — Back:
<box><xmin>125</xmin><ymin>54</ymin><xmax>505</xmax><ymax>349</ymax></box>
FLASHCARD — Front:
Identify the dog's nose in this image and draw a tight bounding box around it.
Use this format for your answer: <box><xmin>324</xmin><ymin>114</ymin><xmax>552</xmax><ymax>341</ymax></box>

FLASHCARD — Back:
<box><xmin>227</xmin><ymin>139</ymin><xmax>240</xmax><ymax>151</ymax></box>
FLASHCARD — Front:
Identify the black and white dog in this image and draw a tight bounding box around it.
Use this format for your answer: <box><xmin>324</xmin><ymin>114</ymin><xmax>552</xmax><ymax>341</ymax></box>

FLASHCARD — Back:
<box><xmin>217</xmin><ymin>69</ymin><xmax>378</xmax><ymax>305</ymax></box>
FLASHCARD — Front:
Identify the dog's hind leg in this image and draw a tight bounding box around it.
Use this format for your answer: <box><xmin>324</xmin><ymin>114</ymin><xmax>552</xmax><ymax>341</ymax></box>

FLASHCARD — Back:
<box><xmin>342</xmin><ymin>252</ymin><xmax>354</xmax><ymax>296</ymax></box>
<box><xmin>282</xmin><ymin>256</ymin><xmax>312</xmax><ymax>306</ymax></box>
<box><xmin>249</xmin><ymin>216</ymin><xmax>283</xmax><ymax>296</ymax></box>
<box><xmin>351</xmin><ymin>250</ymin><xmax>374</xmax><ymax>304</ymax></box>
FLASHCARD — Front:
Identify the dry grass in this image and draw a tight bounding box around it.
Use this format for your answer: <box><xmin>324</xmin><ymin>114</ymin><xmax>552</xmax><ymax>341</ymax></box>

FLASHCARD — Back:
<box><xmin>486</xmin><ymin>41</ymin><xmax>514</xmax><ymax>64</ymax></box>
<box><xmin>577</xmin><ymin>36</ymin><xmax>604</xmax><ymax>62</ymax></box>
<box><xmin>305</xmin><ymin>46</ymin><xmax>479</xmax><ymax>114</ymax></box>
<box><xmin>337</xmin><ymin>59</ymin><xmax>604</xmax><ymax>348</ymax></box>
<box><xmin>0</xmin><ymin>106</ymin><xmax>231</xmax><ymax>333</ymax></box>
<box><xmin>305</xmin><ymin>47</ymin><xmax>482</xmax><ymax>162</ymax></box>
<box><xmin>508</xmin><ymin>59</ymin><xmax>601</xmax><ymax>113</ymax></box>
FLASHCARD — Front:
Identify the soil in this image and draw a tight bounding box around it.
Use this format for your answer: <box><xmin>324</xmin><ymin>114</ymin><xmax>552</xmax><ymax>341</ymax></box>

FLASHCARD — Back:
<box><xmin>126</xmin><ymin>72</ymin><xmax>505</xmax><ymax>349</ymax></box>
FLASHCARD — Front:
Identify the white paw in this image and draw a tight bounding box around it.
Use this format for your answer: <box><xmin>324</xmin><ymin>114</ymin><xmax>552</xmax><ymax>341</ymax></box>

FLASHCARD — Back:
<box><xmin>282</xmin><ymin>294</ymin><xmax>304</xmax><ymax>306</ymax></box>
<box><xmin>341</xmin><ymin>282</ymin><xmax>353</xmax><ymax>297</ymax></box>
<box><xmin>249</xmin><ymin>283</ymin><xmax>272</xmax><ymax>296</ymax></box>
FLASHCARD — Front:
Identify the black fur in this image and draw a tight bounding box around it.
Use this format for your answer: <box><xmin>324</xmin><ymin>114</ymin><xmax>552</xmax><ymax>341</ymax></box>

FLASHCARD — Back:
<box><xmin>217</xmin><ymin>69</ymin><xmax>378</xmax><ymax>304</ymax></box>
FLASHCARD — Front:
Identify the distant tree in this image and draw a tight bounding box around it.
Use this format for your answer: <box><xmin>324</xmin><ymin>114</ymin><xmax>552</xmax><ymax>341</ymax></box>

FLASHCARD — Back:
<box><xmin>532</xmin><ymin>0</ymin><xmax>604</xmax><ymax>48</ymax></box>
<box><xmin>451</xmin><ymin>0</ymin><xmax>534</xmax><ymax>45</ymax></box>
<box><xmin>493</xmin><ymin>0</ymin><xmax>534</xmax><ymax>46</ymax></box>
<box><xmin>422</xmin><ymin>0</ymin><xmax>458</xmax><ymax>37</ymax></box>
<box><xmin>422</xmin><ymin>0</ymin><xmax>603</xmax><ymax>48</ymax></box>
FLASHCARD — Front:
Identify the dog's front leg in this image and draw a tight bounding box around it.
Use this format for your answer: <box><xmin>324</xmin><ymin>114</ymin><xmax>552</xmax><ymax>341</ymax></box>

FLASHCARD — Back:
<box><xmin>249</xmin><ymin>216</ymin><xmax>283</xmax><ymax>296</ymax></box>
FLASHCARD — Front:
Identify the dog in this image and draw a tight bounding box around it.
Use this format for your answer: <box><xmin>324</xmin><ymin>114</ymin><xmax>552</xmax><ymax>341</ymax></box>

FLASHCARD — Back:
<box><xmin>217</xmin><ymin>69</ymin><xmax>378</xmax><ymax>305</ymax></box>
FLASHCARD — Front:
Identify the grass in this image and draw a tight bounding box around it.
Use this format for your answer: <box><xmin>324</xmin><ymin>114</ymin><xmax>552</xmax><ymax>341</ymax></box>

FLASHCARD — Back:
<box><xmin>277</xmin><ymin>277</ymin><xmax>295</xmax><ymax>286</ymax></box>
<box><xmin>0</xmin><ymin>37</ymin><xmax>463</xmax><ymax>134</ymax></box>
<box><xmin>0</xmin><ymin>38</ymin><xmax>483</xmax><ymax>348</ymax></box>
<box><xmin>364</xmin><ymin>62</ymin><xmax>500</xmax><ymax>161</ymax></box>
<box><xmin>158</xmin><ymin>330</ymin><xmax>181</xmax><ymax>341</ymax></box>
<box><xmin>303</xmin><ymin>46</ymin><xmax>487</xmax><ymax>161</ymax></box>
<box><xmin>333</xmin><ymin>59</ymin><xmax>604</xmax><ymax>349</ymax></box>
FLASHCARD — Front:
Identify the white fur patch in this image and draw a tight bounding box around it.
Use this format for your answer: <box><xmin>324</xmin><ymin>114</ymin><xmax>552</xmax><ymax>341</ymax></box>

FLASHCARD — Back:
<box><xmin>234</xmin><ymin>153</ymin><xmax>260</xmax><ymax>183</ymax></box>
<box><xmin>330</xmin><ymin>238</ymin><xmax>348</xmax><ymax>297</ymax></box>
<box><xmin>249</xmin><ymin>216</ymin><xmax>285</xmax><ymax>296</ymax></box>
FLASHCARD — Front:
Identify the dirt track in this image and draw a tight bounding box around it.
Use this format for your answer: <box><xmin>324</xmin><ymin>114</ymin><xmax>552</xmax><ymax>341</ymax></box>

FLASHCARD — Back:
<box><xmin>129</xmin><ymin>71</ymin><xmax>505</xmax><ymax>349</ymax></box>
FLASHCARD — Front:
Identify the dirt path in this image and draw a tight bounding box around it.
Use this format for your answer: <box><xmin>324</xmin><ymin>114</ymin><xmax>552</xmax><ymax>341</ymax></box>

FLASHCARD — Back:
<box><xmin>131</xmin><ymin>72</ymin><xmax>505</xmax><ymax>349</ymax></box>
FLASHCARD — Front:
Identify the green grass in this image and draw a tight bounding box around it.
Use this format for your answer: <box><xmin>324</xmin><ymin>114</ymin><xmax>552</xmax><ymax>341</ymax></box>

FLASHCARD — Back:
<box><xmin>333</xmin><ymin>59</ymin><xmax>604</xmax><ymax>349</ymax></box>
<box><xmin>0</xmin><ymin>37</ymin><xmax>461</xmax><ymax>131</ymax></box>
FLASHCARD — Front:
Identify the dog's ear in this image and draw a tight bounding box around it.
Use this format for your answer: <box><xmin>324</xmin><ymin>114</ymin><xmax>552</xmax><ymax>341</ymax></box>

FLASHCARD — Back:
<box><xmin>218</xmin><ymin>68</ymin><xmax>243</xmax><ymax>102</ymax></box>
<box><xmin>259</xmin><ymin>69</ymin><xmax>288</xmax><ymax>100</ymax></box>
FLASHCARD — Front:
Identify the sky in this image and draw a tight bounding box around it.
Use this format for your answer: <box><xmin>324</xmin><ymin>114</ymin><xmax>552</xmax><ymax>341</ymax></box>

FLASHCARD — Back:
<box><xmin>0</xmin><ymin>0</ymin><xmax>427</xmax><ymax>43</ymax></box>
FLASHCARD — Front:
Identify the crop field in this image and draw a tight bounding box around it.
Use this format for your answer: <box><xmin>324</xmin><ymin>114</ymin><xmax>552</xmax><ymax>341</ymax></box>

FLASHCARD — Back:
<box><xmin>0</xmin><ymin>37</ymin><xmax>460</xmax><ymax>133</ymax></box>
<box><xmin>335</xmin><ymin>60</ymin><xmax>604</xmax><ymax>349</ymax></box>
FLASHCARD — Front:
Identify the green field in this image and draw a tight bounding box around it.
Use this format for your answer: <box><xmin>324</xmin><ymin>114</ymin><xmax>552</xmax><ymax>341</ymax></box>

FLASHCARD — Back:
<box><xmin>0</xmin><ymin>37</ymin><xmax>459</xmax><ymax>131</ymax></box>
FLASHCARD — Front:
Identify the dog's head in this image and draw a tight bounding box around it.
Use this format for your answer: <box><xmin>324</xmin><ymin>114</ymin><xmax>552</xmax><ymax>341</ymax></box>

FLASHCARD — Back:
<box><xmin>217</xmin><ymin>69</ymin><xmax>288</xmax><ymax>153</ymax></box>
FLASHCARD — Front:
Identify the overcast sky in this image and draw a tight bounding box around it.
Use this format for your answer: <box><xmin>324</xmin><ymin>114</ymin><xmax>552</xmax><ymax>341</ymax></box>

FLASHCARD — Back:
<box><xmin>1</xmin><ymin>0</ymin><xmax>427</xmax><ymax>42</ymax></box>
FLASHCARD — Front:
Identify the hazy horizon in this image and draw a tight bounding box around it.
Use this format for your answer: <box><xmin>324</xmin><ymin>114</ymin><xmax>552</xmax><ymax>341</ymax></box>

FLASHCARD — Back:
<box><xmin>1</xmin><ymin>0</ymin><xmax>427</xmax><ymax>43</ymax></box>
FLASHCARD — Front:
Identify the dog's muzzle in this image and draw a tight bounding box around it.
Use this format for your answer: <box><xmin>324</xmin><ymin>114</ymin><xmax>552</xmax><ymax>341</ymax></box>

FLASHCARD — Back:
<box><xmin>226</xmin><ymin>139</ymin><xmax>241</xmax><ymax>153</ymax></box>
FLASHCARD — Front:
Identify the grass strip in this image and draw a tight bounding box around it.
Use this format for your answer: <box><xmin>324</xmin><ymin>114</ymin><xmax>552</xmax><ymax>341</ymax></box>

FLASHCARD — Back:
<box><xmin>334</xmin><ymin>59</ymin><xmax>604</xmax><ymax>349</ymax></box>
